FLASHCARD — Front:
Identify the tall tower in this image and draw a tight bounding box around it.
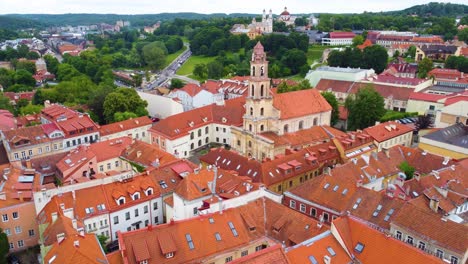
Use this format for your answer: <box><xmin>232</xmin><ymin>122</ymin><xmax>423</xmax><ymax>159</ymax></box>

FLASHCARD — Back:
<box><xmin>262</xmin><ymin>9</ymin><xmax>266</xmax><ymax>22</ymax></box>
<box><xmin>244</xmin><ymin>42</ymin><xmax>274</xmax><ymax>136</ymax></box>
<box><xmin>231</xmin><ymin>42</ymin><xmax>278</xmax><ymax>160</ymax></box>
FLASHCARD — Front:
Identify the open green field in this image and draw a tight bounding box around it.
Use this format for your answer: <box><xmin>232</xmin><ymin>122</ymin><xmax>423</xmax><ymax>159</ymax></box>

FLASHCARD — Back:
<box><xmin>163</xmin><ymin>46</ymin><xmax>188</xmax><ymax>68</ymax></box>
<box><xmin>176</xmin><ymin>55</ymin><xmax>216</xmax><ymax>76</ymax></box>
<box><xmin>307</xmin><ymin>45</ymin><xmax>328</xmax><ymax>65</ymax></box>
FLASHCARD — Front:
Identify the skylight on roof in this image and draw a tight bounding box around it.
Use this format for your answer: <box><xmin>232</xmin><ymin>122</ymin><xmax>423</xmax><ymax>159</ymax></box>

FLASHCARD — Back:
<box><xmin>236</xmin><ymin>164</ymin><xmax>241</xmax><ymax>170</ymax></box>
<box><xmin>354</xmin><ymin>242</ymin><xmax>365</xmax><ymax>253</ymax></box>
<box><xmin>209</xmin><ymin>217</ymin><xmax>214</xmax><ymax>224</ymax></box>
<box><xmin>159</xmin><ymin>180</ymin><xmax>168</xmax><ymax>189</ymax></box>
<box><xmin>342</xmin><ymin>189</ymin><xmax>348</xmax><ymax>195</ymax></box>
<box><xmin>333</xmin><ymin>185</ymin><xmax>339</xmax><ymax>192</ymax></box>
<box><xmin>185</xmin><ymin>233</ymin><xmax>194</xmax><ymax>250</ymax></box>
<box><xmin>327</xmin><ymin>246</ymin><xmax>336</xmax><ymax>256</ymax></box>
<box><xmin>352</xmin><ymin>197</ymin><xmax>362</xmax><ymax>210</ymax></box>
<box><xmin>308</xmin><ymin>255</ymin><xmax>319</xmax><ymax>264</ymax></box>
<box><xmin>323</xmin><ymin>183</ymin><xmax>330</xmax><ymax>189</ymax></box>
<box><xmin>228</xmin><ymin>221</ymin><xmax>238</xmax><ymax>237</ymax></box>
<box><xmin>214</xmin><ymin>232</ymin><xmax>221</xmax><ymax>241</ymax></box>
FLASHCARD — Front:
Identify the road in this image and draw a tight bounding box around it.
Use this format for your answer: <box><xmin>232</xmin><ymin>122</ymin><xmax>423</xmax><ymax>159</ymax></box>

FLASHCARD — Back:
<box><xmin>146</xmin><ymin>43</ymin><xmax>193</xmax><ymax>89</ymax></box>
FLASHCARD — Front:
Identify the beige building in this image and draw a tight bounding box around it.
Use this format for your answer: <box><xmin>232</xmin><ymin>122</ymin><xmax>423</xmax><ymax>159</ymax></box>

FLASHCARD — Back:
<box><xmin>231</xmin><ymin>42</ymin><xmax>332</xmax><ymax>160</ymax></box>
<box><xmin>364</xmin><ymin>121</ymin><xmax>414</xmax><ymax>151</ymax></box>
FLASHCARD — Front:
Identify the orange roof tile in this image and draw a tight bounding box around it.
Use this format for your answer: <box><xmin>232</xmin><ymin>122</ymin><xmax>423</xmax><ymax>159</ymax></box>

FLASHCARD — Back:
<box><xmin>121</xmin><ymin>140</ymin><xmax>178</xmax><ymax>168</ymax></box>
<box><xmin>232</xmin><ymin>244</ymin><xmax>290</xmax><ymax>264</ymax></box>
<box><xmin>286</xmin><ymin>231</ymin><xmax>352</xmax><ymax>264</ymax></box>
<box><xmin>150</xmin><ymin>97</ymin><xmax>245</xmax><ymax>139</ymax></box>
<box><xmin>333</xmin><ymin>216</ymin><xmax>444</xmax><ymax>264</ymax></box>
<box><xmin>44</xmin><ymin>233</ymin><xmax>107</xmax><ymax>264</ymax></box>
<box><xmin>391</xmin><ymin>202</ymin><xmax>468</xmax><ymax>255</ymax></box>
<box><xmin>364</xmin><ymin>121</ymin><xmax>413</xmax><ymax>142</ymax></box>
<box><xmin>119</xmin><ymin>198</ymin><xmax>326</xmax><ymax>264</ymax></box>
<box><xmin>272</xmin><ymin>89</ymin><xmax>332</xmax><ymax>119</ymax></box>
<box><xmin>99</xmin><ymin>116</ymin><xmax>152</xmax><ymax>136</ymax></box>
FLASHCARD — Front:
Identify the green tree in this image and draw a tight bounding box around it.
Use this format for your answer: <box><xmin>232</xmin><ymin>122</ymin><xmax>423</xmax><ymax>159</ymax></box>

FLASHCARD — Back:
<box><xmin>407</xmin><ymin>46</ymin><xmax>417</xmax><ymax>59</ymax></box>
<box><xmin>207</xmin><ymin>61</ymin><xmax>224</xmax><ymax>79</ymax></box>
<box><xmin>415</xmin><ymin>115</ymin><xmax>434</xmax><ymax>130</ymax></box>
<box><xmin>57</xmin><ymin>63</ymin><xmax>81</xmax><ymax>81</ymax></box>
<box><xmin>458</xmin><ymin>28</ymin><xmax>468</xmax><ymax>42</ymax></box>
<box><xmin>417</xmin><ymin>58</ymin><xmax>433</xmax><ymax>78</ymax></box>
<box><xmin>294</xmin><ymin>17</ymin><xmax>308</xmax><ymax>27</ymax></box>
<box><xmin>142</xmin><ymin>42</ymin><xmax>168</xmax><ymax>71</ymax></box>
<box><xmin>362</xmin><ymin>45</ymin><xmax>388</xmax><ymax>74</ymax></box>
<box><xmin>14</xmin><ymin>69</ymin><xmax>35</xmax><ymax>86</ymax></box>
<box><xmin>193</xmin><ymin>63</ymin><xmax>208</xmax><ymax>80</ymax></box>
<box><xmin>26</xmin><ymin>51</ymin><xmax>40</xmax><ymax>60</ymax></box>
<box><xmin>97</xmin><ymin>234</ymin><xmax>109</xmax><ymax>253</ymax></box>
<box><xmin>19</xmin><ymin>103</ymin><xmax>43</xmax><ymax>115</ymax></box>
<box><xmin>44</xmin><ymin>55</ymin><xmax>59</xmax><ymax>75</ymax></box>
<box><xmin>170</xmin><ymin>78</ymin><xmax>185</xmax><ymax>89</ymax></box>
<box><xmin>15</xmin><ymin>60</ymin><xmax>36</xmax><ymax>74</ymax></box>
<box><xmin>114</xmin><ymin>111</ymin><xmax>138</xmax><ymax>122</ymax></box>
<box><xmin>103</xmin><ymin>88</ymin><xmax>148</xmax><ymax>123</ymax></box>
<box><xmin>398</xmin><ymin>161</ymin><xmax>415</xmax><ymax>180</ymax></box>
<box><xmin>0</xmin><ymin>93</ymin><xmax>14</xmax><ymax>114</ymax></box>
<box><xmin>345</xmin><ymin>85</ymin><xmax>386</xmax><ymax>130</ymax></box>
<box><xmin>0</xmin><ymin>228</ymin><xmax>9</xmax><ymax>263</ymax></box>
<box><xmin>352</xmin><ymin>35</ymin><xmax>364</xmax><ymax>47</ymax></box>
<box><xmin>281</xmin><ymin>49</ymin><xmax>308</xmax><ymax>75</ymax></box>
<box><xmin>321</xmin><ymin>91</ymin><xmax>339</xmax><ymax>126</ymax></box>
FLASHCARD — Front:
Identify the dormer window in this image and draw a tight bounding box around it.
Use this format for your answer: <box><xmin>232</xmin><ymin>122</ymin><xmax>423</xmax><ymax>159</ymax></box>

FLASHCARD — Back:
<box><xmin>165</xmin><ymin>252</ymin><xmax>174</xmax><ymax>259</ymax></box>
<box><xmin>117</xmin><ymin>198</ymin><xmax>125</xmax><ymax>205</ymax></box>
<box><xmin>145</xmin><ymin>188</ymin><xmax>153</xmax><ymax>196</ymax></box>
<box><xmin>132</xmin><ymin>192</ymin><xmax>140</xmax><ymax>200</ymax></box>
<box><xmin>140</xmin><ymin>260</ymin><xmax>148</xmax><ymax>264</ymax></box>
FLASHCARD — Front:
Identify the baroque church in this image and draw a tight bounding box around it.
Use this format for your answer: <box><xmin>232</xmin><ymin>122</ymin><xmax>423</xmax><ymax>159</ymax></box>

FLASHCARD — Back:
<box><xmin>231</xmin><ymin>42</ymin><xmax>333</xmax><ymax>160</ymax></box>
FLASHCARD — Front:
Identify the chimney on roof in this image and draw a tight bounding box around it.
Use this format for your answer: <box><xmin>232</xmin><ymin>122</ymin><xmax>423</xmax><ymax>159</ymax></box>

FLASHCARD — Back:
<box><xmin>413</xmin><ymin>172</ymin><xmax>421</xmax><ymax>181</ymax></box>
<box><xmin>57</xmin><ymin>233</ymin><xmax>65</xmax><ymax>244</ymax></box>
<box><xmin>382</xmin><ymin>147</ymin><xmax>390</xmax><ymax>158</ymax></box>
<box><xmin>18</xmin><ymin>191</ymin><xmax>23</xmax><ymax>202</ymax></box>
<box><xmin>25</xmin><ymin>159</ymin><xmax>32</xmax><ymax>169</ymax></box>
<box><xmin>356</xmin><ymin>180</ymin><xmax>363</xmax><ymax>188</ymax></box>
<box><xmin>137</xmin><ymin>151</ymin><xmax>142</xmax><ymax>158</ymax></box>
<box><xmin>429</xmin><ymin>196</ymin><xmax>439</xmax><ymax>213</ymax></box>
<box><xmin>72</xmin><ymin>190</ymin><xmax>76</xmax><ymax>200</ymax></box>
<box><xmin>73</xmin><ymin>240</ymin><xmax>80</xmax><ymax>248</ymax></box>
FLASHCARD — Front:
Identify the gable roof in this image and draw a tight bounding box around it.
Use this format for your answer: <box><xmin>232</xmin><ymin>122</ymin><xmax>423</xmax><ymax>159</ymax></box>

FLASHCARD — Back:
<box><xmin>364</xmin><ymin>121</ymin><xmax>413</xmax><ymax>142</ymax></box>
<box><xmin>333</xmin><ymin>216</ymin><xmax>444</xmax><ymax>264</ymax></box>
<box><xmin>272</xmin><ymin>89</ymin><xmax>331</xmax><ymax>120</ymax></box>
<box><xmin>119</xmin><ymin>198</ymin><xmax>326</xmax><ymax>264</ymax></box>
<box><xmin>121</xmin><ymin>140</ymin><xmax>178</xmax><ymax>168</ymax></box>
<box><xmin>44</xmin><ymin>233</ymin><xmax>107</xmax><ymax>264</ymax></box>
<box><xmin>99</xmin><ymin>116</ymin><xmax>152</xmax><ymax>137</ymax></box>
<box><xmin>391</xmin><ymin>202</ymin><xmax>468</xmax><ymax>254</ymax></box>
<box><xmin>232</xmin><ymin>244</ymin><xmax>290</xmax><ymax>264</ymax></box>
<box><xmin>150</xmin><ymin>97</ymin><xmax>245</xmax><ymax>139</ymax></box>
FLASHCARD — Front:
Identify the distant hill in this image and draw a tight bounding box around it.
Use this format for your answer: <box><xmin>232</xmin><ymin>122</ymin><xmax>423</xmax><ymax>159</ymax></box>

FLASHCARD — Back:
<box><xmin>1</xmin><ymin>2</ymin><xmax>466</xmax><ymax>29</ymax></box>
<box><xmin>0</xmin><ymin>15</ymin><xmax>45</xmax><ymax>30</ymax></box>
<box><xmin>4</xmin><ymin>13</ymin><xmax>257</xmax><ymax>28</ymax></box>
<box><xmin>384</xmin><ymin>2</ymin><xmax>468</xmax><ymax>17</ymax></box>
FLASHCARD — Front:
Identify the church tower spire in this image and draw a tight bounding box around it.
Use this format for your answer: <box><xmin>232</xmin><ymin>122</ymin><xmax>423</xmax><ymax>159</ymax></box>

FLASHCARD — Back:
<box><xmin>249</xmin><ymin>42</ymin><xmax>270</xmax><ymax>100</ymax></box>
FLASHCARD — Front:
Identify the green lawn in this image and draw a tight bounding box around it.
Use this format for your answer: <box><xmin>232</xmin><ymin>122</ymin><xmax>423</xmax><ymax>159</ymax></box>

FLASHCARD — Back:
<box><xmin>176</xmin><ymin>55</ymin><xmax>217</xmax><ymax>76</ymax></box>
<box><xmin>163</xmin><ymin>46</ymin><xmax>188</xmax><ymax>68</ymax></box>
<box><xmin>307</xmin><ymin>45</ymin><xmax>328</xmax><ymax>65</ymax></box>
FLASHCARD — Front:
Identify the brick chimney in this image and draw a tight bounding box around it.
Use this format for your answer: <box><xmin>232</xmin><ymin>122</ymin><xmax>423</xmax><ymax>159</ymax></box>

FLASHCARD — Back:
<box><xmin>429</xmin><ymin>196</ymin><xmax>439</xmax><ymax>213</ymax></box>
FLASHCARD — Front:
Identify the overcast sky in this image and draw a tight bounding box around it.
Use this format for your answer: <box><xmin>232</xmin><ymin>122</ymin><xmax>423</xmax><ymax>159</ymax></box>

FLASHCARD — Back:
<box><xmin>0</xmin><ymin>0</ymin><xmax>466</xmax><ymax>15</ymax></box>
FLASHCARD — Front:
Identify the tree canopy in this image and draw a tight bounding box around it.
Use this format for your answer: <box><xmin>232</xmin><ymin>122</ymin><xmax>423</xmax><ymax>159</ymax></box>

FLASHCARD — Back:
<box><xmin>321</xmin><ymin>92</ymin><xmax>340</xmax><ymax>126</ymax></box>
<box><xmin>103</xmin><ymin>88</ymin><xmax>148</xmax><ymax>123</ymax></box>
<box><xmin>345</xmin><ymin>85</ymin><xmax>386</xmax><ymax>130</ymax></box>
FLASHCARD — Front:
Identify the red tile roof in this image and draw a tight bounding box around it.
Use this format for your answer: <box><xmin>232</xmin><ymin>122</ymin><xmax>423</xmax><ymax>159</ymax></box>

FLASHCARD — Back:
<box><xmin>364</xmin><ymin>121</ymin><xmax>413</xmax><ymax>142</ymax></box>
<box><xmin>357</xmin><ymin>39</ymin><xmax>373</xmax><ymax>50</ymax></box>
<box><xmin>99</xmin><ymin>116</ymin><xmax>152</xmax><ymax>137</ymax></box>
<box><xmin>391</xmin><ymin>202</ymin><xmax>468</xmax><ymax>254</ymax></box>
<box><xmin>150</xmin><ymin>97</ymin><xmax>245</xmax><ymax>139</ymax></box>
<box><xmin>329</xmin><ymin>32</ymin><xmax>356</xmax><ymax>38</ymax></box>
<box><xmin>286</xmin><ymin>231</ymin><xmax>352</xmax><ymax>264</ymax></box>
<box><xmin>44</xmin><ymin>233</ymin><xmax>107</xmax><ymax>264</ymax></box>
<box><xmin>409</xmin><ymin>92</ymin><xmax>449</xmax><ymax>102</ymax></box>
<box><xmin>259</xmin><ymin>126</ymin><xmax>345</xmax><ymax>148</ymax></box>
<box><xmin>333</xmin><ymin>216</ymin><xmax>444</xmax><ymax>264</ymax></box>
<box><xmin>121</xmin><ymin>140</ymin><xmax>178</xmax><ymax>168</ymax></box>
<box><xmin>118</xmin><ymin>198</ymin><xmax>326</xmax><ymax>264</ymax></box>
<box><xmin>232</xmin><ymin>244</ymin><xmax>290</xmax><ymax>264</ymax></box>
<box><xmin>272</xmin><ymin>89</ymin><xmax>331</xmax><ymax>119</ymax></box>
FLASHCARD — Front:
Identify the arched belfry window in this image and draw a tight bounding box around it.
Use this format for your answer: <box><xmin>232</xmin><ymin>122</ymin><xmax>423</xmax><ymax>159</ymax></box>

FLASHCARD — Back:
<box><xmin>260</xmin><ymin>66</ymin><xmax>264</xmax><ymax>76</ymax></box>
<box><xmin>260</xmin><ymin>85</ymin><xmax>264</xmax><ymax>97</ymax></box>
<box><xmin>251</xmin><ymin>84</ymin><xmax>254</xmax><ymax>97</ymax></box>
<box><xmin>250</xmin><ymin>107</ymin><xmax>254</xmax><ymax>116</ymax></box>
<box><xmin>252</xmin><ymin>66</ymin><xmax>256</xmax><ymax>76</ymax></box>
